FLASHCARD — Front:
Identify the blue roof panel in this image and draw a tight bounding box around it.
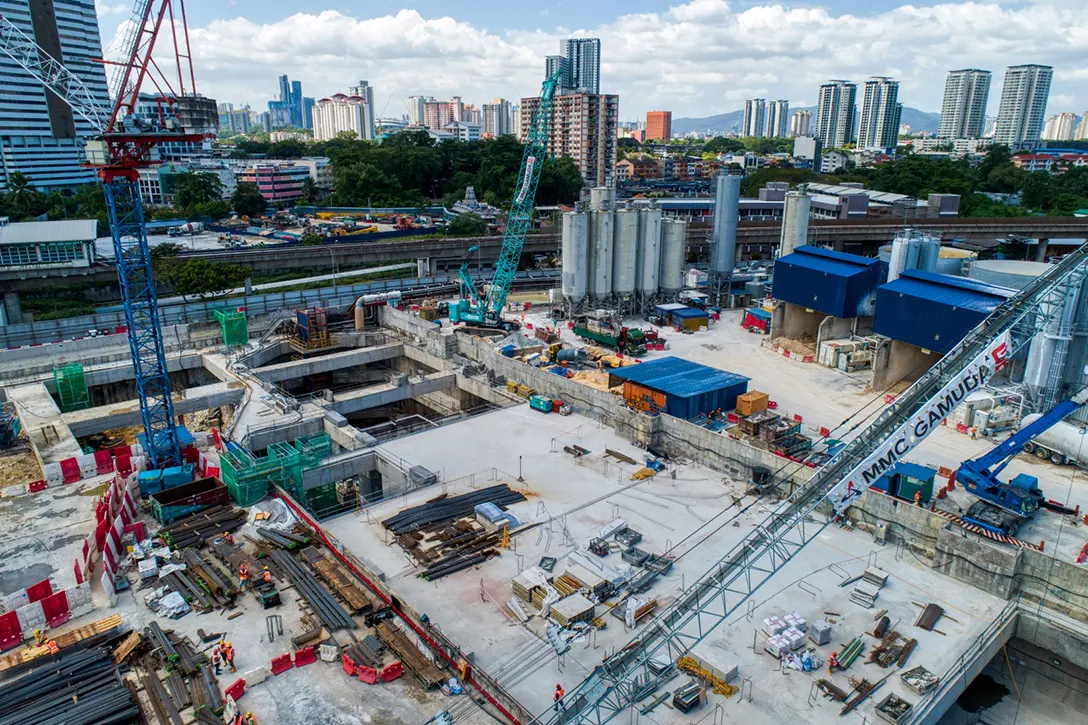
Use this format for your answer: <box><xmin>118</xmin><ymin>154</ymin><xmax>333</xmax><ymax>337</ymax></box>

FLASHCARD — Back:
<box><xmin>608</xmin><ymin>357</ymin><xmax>749</xmax><ymax>399</ymax></box>
<box><xmin>773</xmin><ymin>246</ymin><xmax>886</xmax><ymax>318</ymax></box>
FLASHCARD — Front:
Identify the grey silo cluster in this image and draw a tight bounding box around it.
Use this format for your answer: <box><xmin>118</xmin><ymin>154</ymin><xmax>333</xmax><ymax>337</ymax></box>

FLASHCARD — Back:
<box><xmin>709</xmin><ymin>174</ymin><xmax>741</xmax><ymax>298</ymax></box>
<box><xmin>886</xmin><ymin>229</ymin><xmax>940</xmax><ymax>283</ymax></box>
<box><xmin>560</xmin><ymin>187</ymin><xmax>686</xmax><ymax>313</ymax></box>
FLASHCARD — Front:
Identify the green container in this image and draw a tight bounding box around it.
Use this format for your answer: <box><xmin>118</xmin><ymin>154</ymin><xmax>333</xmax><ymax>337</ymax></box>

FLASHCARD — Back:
<box><xmin>53</xmin><ymin>363</ymin><xmax>90</xmax><ymax>412</ymax></box>
<box><xmin>529</xmin><ymin>395</ymin><xmax>553</xmax><ymax>413</ymax></box>
<box><xmin>214</xmin><ymin>308</ymin><xmax>249</xmax><ymax>346</ymax></box>
<box><xmin>895</xmin><ymin>463</ymin><xmax>936</xmax><ymax>504</ymax></box>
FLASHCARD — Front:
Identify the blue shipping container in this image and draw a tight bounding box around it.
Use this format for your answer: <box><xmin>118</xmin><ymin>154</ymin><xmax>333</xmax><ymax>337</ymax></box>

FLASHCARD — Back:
<box><xmin>773</xmin><ymin>246</ymin><xmax>885</xmax><ymax>319</ymax></box>
<box><xmin>873</xmin><ymin>270</ymin><xmax>1014</xmax><ymax>354</ymax></box>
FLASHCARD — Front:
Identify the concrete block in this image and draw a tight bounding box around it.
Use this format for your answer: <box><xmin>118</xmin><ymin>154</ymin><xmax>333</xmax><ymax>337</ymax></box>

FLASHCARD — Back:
<box><xmin>244</xmin><ymin>666</ymin><xmax>269</xmax><ymax>686</ymax></box>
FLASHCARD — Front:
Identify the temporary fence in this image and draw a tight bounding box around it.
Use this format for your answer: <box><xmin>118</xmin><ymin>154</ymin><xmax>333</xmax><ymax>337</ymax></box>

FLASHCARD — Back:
<box><xmin>53</xmin><ymin>363</ymin><xmax>91</xmax><ymax>412</ymax></box>
<box><xmin>0</xmin><ymin>577</ymin><xmax>94</xmax><ymax>650</ymax></box>
<box><xmin>0</xmin><ymin>269</ymin><xmax>560</xmax><ymax>348</ymax></box>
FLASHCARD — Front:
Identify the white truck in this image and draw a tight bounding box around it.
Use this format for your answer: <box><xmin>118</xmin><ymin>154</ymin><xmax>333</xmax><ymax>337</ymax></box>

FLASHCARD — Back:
<box><xmin>1019</xmin><ymin>413</ymin><xmax>1088</xmax><ymax>466</ymax></box>
<box><xmin>168</xmin><ymin>221</ymin><xmax>203</xmax><ymax>237</ymax></box>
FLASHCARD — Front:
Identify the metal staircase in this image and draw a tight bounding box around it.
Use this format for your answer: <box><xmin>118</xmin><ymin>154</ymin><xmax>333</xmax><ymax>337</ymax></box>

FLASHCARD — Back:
<box><xmin>544</xmin><ymin>243</ymin><xmax>1088</xmax><ymax>725</ymax></box>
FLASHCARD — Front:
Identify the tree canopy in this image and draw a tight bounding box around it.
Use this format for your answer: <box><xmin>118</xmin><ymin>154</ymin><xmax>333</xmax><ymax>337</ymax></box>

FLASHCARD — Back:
<box><xmin>230</xmin><ymin>181</ymin><xmax>267</xmax><ymax>217</ymax></box>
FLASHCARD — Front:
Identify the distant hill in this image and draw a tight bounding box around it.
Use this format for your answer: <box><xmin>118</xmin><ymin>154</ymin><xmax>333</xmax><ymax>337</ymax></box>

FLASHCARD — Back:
<box><xmin>672</xmin><ymin>106</ymin><xmax>941</xmax><ymax>136</ymax></box>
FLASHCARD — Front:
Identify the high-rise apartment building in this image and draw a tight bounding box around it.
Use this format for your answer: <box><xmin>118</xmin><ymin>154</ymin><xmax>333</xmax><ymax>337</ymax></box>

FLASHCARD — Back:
<box><xmin>312</xmin><ymin>94</ymin><xmax>374</xmax><ymax>141</ymax></box>
<box><xmin>0</xmin><ymin>0</ymin><xmax>112</xmax><ymax>190</ymax></box>
<box><xmin>423</xmin><ymin>97</ymin><xmax>464</xmax><ymax>131</ymax></box>
<box><xmin>1042</xmin><ymin>112</ymin><xmax>1076</xmax><ymax>141</ymax></box>
<box><xmin>938</xmin><ymin>69</ymin><xmax>991</xmax><ymax>139</ymax></box>
<box><xmin>766</xmin><ymin>100</ymin><xmax>789</xmax><ymax>138</ymax></box>
<box><xmin>790</xmin><ymin>110</ymin><xmax>812</xmax><ymax>137</ymax></box>
<box><xmin>815</xmin><ymin>80</ymin><xmax>857</xmax><ymax>149</ymax></box>
<box><xmin>1077</xmin><ymin>113</ymin><xmax>1088</xmax><ymax>141</ymax></box>
<box><xmin>217</xmin><ymin>103</ymin><xmax>252</xmax><ymax>135</ymax></box>
<box><xmin>483</xmin><ymin>98</ymin><xmax>514</xmax><ymax>137</ymax></box>
<box><xmin>563</xmin><ymin>38</ymin><xmax>601</xmax><ymax>94</ymax></box>
<box><xmin>646</xmin><ymin>111</ymin><xmax>672</xmax><ymax>141</ymax></box>
<box><xmin>347</xmin><ymin>81</ymin><xmax>376</xmax><ymax>140</ymax></box>
<box><xmin>857</xmin><ymin>77</ymin><xmax>902</xmax><ymax>152</ymax></box>
<box><xmin>290</xmin><ymin>80</ymin><xmax>303</xmax><ymax>126</ymax></box>
<box><xmin>993</xmin><ymin>64</ymin><xmax>1053</xmax><ymax>149</ymax></box>
<box><xmin>545</xmin><ymin>55</ymin><xmax>568</xmax><ymax>83</ymax></box>
<box><xmin>519</xmin><ymin>93</ymin><xmax>617</xmax><ymax>187</ymax></box>
<box><xmin>407</xmin><ymin>96</ymin><xmax>429</xmax><ymax>127</ymax></box>
<box><xmin>743</xmin><ymin>99</ymin><xmax>766</xmax><ymax>137</ymax></box>
<box><xmin>301</xmin><ymin>97</ymin><xmax>315</xmax><ymax>130</ymax></box>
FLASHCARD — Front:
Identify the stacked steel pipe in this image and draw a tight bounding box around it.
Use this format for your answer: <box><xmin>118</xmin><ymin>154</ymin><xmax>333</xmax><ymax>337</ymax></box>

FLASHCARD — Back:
<box><xmin>381</xmin><ymin>485</ymin><xmax>526</xmax><ymax>534</ymax></box>
<box><xmin>160</xmin><ymin>505</ymin><xmax>247</xmax><ymax>549</ymax></box>
<box><xmin>269</xmin><ymin>549</ymin><xmax>356</xmax><ymax>630</ymax></box>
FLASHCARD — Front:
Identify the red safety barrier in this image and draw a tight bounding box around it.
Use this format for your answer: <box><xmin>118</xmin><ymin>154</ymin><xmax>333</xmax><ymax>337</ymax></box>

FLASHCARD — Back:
<box><xmin>767</xmin><ymin>400</ymin><xmax>778</xmax><ymax>409</ymax></box>
<box><xmin>60</xmin><ymin>458</ymin><xmax>81</xmax><ymax>484</ymax></box>
<box><xmin>27</xmin><ymin>480</ymin><xmax>47</xmax><ymax>493</ymax></box>
<box><xmin>124</xmin><ymin>522</ymin><xmax>147</xmax><ymax>541</ymax></box>
<box><xmin>74</xmin><ymin>560</ymin><xmax>84</xmax><ymax>585</ymax></box>
<box><xmin>116</xmin><ymin>454</ymin><xmax>132</xmax><ymax>477</ymax></box>
<box><xmin>270</xmin><ymin>654</ymin><xmax>293</xmax><ymax>675</ymax></box>
<box><xmin>0</xmin><ymin>612</ymin><xmax>20</xmax><ymax>652</ymax></box>
<box><xmin>293</xmin><ymin>646</ymin><xmax>317</xmax><ymax>667</ymax></box>
<box><xmin>379</xmin><ymin>661</ymin><xmax>404</xmax><ymax>682</ymax></box>
<box><xmin>1077</xmin><ymin>543</ymin><xmax>1088</xmax><ymax>565</ymax></box>
<box><xmin>206</xmin><ymin>466</ymin><xmax>220</xmax><ymax>479</ymax></box>
<box><xmin>727</xmin><ymin>413</ymin><xmax>739</xmax><ymax>424</ymax></box>
<box><xmin>113</xmin><ymin>445</ymin><xmax>131</xmax><ymax>458</ymax></box>
<box><xmin>819</xmin><ymin>426</ymin><xmax>830</xmax><ymax>437</ymax></box>
<box><xmin>94</xmin><ymin>520</ymin><xmax>108</xmax><ymax>551</ymax></box>
<box><xmin>94</xmin><ymin>450</ymin><xmax>114</xmax><ymax>474</ymax></box>
<box><xmin>183</xmin><ymin>447</ymin><xmax>200</xmax><ymax>464</ymax></box>
<box><xmin>26</xmin><ymin>579</ymin><xmax>52</xmax><ymax>604</ymax></box>
<box><xmin>223</xmin><ymin>678</ymin><xmax>246</xmax><ymax>702</ymax></box>
<box><xmin>357</xmin><ymin>665</ymin><xmax>378</xmax><ymax>684</ymax></box>
<box><xmin>956</xmin><ymin>423</ymin><xmax>969</xmax><ymax>434</ymax></box>
<box><xmin>341</xmin><ymin>654</ymin><xmax>356</xmax><ymax>677</ymax></box>
<box><xmin>793</xmin><ymin>413</ymin><xmax>803</xmax><ymax>423</ymax></box>
<box><xmin>211</xmin><ymin>428</ymin><xmax>223</xmax><ymax>450</ymax></box>
<box><xmin>82</xmin><ymin>539</ymin><xmax>90</xmax><ymax>564</ymax></box>
<box><xmin>41</xmin><ymin>590</ymin><xmax>70</xmax><ymax>628</ymax></box>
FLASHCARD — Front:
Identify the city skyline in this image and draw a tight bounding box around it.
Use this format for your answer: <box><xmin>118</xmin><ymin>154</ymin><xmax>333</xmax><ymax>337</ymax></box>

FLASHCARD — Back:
<box><xmin>94</xmin><ymin>2</ymin><xmax>1088</xmax><ymax>119</ymax></box>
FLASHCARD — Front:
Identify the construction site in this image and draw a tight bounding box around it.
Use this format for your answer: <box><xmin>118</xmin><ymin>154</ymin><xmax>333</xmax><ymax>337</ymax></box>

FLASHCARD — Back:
<box><xmin>3</xmin><ymin>5</ymin><xmax>1088</xmax><ymax>725</ymax></box>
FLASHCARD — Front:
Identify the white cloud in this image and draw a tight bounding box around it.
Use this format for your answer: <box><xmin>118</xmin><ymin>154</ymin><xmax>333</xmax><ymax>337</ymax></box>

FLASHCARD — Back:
<box><xmin>94</xmin><ymin>1</ymin><xmax>128</xmax><ymax>15</ymax></box>
<box><xmin>132</xmin><ymin>1</ymin><xmax>1088</xmax><ymax>119</ymax></box>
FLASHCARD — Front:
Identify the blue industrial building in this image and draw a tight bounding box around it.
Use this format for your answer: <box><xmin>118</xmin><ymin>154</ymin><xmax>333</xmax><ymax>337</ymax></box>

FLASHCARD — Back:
<box><xmin>773</xmin><ymin>246</ymin><xmax>886</xmax><ymax>319</ymax></box>
<box><xmin>874</xmin><ymin>270</ymin><xmax>1015</xmax><ymax>354</ymax></box>
<box><xmin>607</xmin><ymin>357</ymin><xmax>749</xmax><ymax>420</ymax></box>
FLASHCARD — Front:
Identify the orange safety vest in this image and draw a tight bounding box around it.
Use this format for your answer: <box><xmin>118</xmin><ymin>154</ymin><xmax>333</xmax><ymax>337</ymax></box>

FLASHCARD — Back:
<box><xmin>263</xmin><ymin>570</ymin><xmax>272</xmax><ymax>583</ymax></box>
<box><xmin>239</xmin><ymin>565</ymin><xmax>248</xmax><ymax>580</ymax></box>
<box><xmin>225</xmin><ymin>646</ymin><xmax>235</xmax><ymax>661</ymax></box>
<box><xmin>555</xmin><ymin>687</ymin><xmax>565</xmax><ymax>702</ymax></box>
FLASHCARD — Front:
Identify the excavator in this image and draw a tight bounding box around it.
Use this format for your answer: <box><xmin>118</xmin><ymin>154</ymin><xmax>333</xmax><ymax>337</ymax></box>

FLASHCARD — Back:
<box><xmin>956</xmin><ymin>386</ymin><xmax>1088</xmax><ymax>536</ymax></box>
<box><xmin>449</xmin><ymin>70</ymin><xmax>562</xmax><ymax>331</ymax></box>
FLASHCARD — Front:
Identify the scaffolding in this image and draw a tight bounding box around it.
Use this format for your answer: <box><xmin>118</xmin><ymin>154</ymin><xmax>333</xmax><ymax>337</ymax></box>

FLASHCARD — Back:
<box><xmin>220</xmin><ymin>433</ymin><xmax>334</xmax><ymax>509</ymax></box>
<box><xmin>213</xmin><ymin>308</ymin><xmax>249</xmax><ymax>346</ymax></box>
<box><xmin>53</xmin><ymin>363</ymin><xmax>91</xmax><ymax>412</ymax></box>
<box><xmin>292</xmin><ymin>307</ymin><xmax>334</xmax><ymax>352</ymax></box>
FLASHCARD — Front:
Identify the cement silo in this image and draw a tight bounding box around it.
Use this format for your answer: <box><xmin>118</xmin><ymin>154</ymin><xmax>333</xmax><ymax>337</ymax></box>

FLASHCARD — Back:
<box><xmin>588</xmin><ymin>209</ymin><xmax>614</xmax><ymax>302</ymax></box>
<box><xmin>710</xmin><ymin>174</ymin><xmax>740</xmax><ymax>279</ymax></box>
<box><xmin>612</xmin><ymin>207</ymin><xmax>639</xmax><ymax>306</ymax></box>
<box><xmin>589</xmin><ymin>186</ymin><xmax>614</xmax><ymax>212</ymax></box>
<box><xmin>879</xmin><ymin>243</ymin><xmax>975</xmax><ymax>277</ymax></box>
<box><xmin>779</xmin><ymin>189</ymin><xmax>811</xmax><ymax>257</ymax></box>
<box><xmin>660</xmin><ymin>218</ymin><xmax>687</xmax><ymax>295</ymax></box>
<box><xmin>637</xmin><ymin>205</ymin><xmax>663</xmax><ymax>302</ymax></box>
<box><xmin>561</xmin><ymin>211</ymin><xmax>589</xmax><ymax>306</ymax></box>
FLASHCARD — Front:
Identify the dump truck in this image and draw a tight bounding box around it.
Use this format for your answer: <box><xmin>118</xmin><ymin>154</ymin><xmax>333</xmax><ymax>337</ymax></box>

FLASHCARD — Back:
<box><xmin>573</xmin><ymin>315</ymin><xmax>647</xmax><ymax>355</ymax></box>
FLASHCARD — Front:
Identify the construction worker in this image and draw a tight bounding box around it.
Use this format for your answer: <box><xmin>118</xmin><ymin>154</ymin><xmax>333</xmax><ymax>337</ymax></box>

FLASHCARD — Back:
<box><xmin>225</xmin><ymin>642</ymin><xmax>236</xmax><ymax>672</ymax></box>
<box><xmin>262</xmin><ymin>566</ymin><xmax>272</xmax><ymax>584</ymax></box>
<box><xmin>970</xmin><ymin>426</ymin><xmax>978</xmax><ymax>440</ymax></box>
<box><xmin>914</xmin><ymin>491</ymin><xmax>922</xmax><ymax>507</ymax></box>
<box><xmin>33</xmin><ymin>629</ymin><xmax>47</xmax><ymax>646</ymax></box>
<box><xmin>554</xmin><ymin>684</ymin><xmax>565</xmax><ymax>714</ymax></box>
<box><xmin>245</xmin><ymin>713</ymin><xmax>257</xmax><ymax>725</ymax></box>
<box><xmin>223</xmin><ymin>531</ymin><xmax>235</xmax><ymax>545</ymax></box>
<box><xmin>211</xmin><ymin>647</ymin><xmax>222</xmax><ymax>676</ymax></box>
<box><xmin>238</xmin><ymin>563</ymin><xmax>249</xmax><ymax>590</ymax></box>
<box><xmin>828</xmin><ymin>651</ymin><xmax>839</xmax><ymax>673</ymax></box>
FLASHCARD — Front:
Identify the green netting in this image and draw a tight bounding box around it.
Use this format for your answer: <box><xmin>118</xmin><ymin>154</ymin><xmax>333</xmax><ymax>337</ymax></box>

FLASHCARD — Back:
<box><xmin>214</xmin><ymin>308</ymin><xmax>249</xmax><ymax>346</ymax></box>
<box><xmin>53</xmin><ymin>363</ymin><xmax>90</xmax><ymax>412</ymax></box>
<box><xmin>220</xmin><ymin>446</ymin><xmax>279</xmax><ymax>506</ymax></box>
<box><xmin>295</xmin><ymin>432</ymin><xmax>333</xmax><ymax>470</ymax></box>
<box><xmin>267</xmin><ymin>441</ymin><xmax>304</xmax><ymax>501</ymax></box>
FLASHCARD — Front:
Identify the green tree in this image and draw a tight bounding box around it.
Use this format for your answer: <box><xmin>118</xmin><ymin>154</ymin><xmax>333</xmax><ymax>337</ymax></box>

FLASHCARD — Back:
<box><xmin>269</xmin><ymin>139</ymin><xmax>307</xmax><ymax>158</ymax></box>
<box><xmin>446</xmin><ymin>212</ymin><xmax>488</xmax><ymax>236</ymax></box>
<box><xmin>1021</xmin><ymin>172</ymin><xmax>1050</xmax><ymax>209</ymax></box>
<box><xmin>704</xmin><ymin>137</ymin><xmax>746</xmax><ymax>154</ymax></box>
<box><xmin>300</xmin><ymin>231</ymin><xmax>323</xmax><ymax>246</ymax></box>
<box><xmin>175</xmin><ymin>172</ymin><xmax>225</xmax><ymax>214</ymax></box>
<box><xmin>150</xmin><ymin>242</ymin><xmax>185</xmax><ymax>286</ymax></box>
<box><xmin>301</xmin><ymin>176</ymin><xmax>318</xmax><ymax>204</ymax></box>
<box><xmin>173</xmin><ymin>259</ymin><xmax>249</xmax><ymax>299</ymax></box>
<box><xmin>231</xmin><ymin>181</ymin><xmax>267</xmax><ymax>217</ymax></box>
<box><xmin>335</xmin><ymin>130</ymin><xmax>358</xmax><ymax>141</ymax></box>
<box><xmin>4</xmin><ymin>171</ymin><xmax>40</xmax><ymax>214</ymax></box>
<box><xmin>537</xmin><ymin>156</ymin><xmax>584</xmax><ymax>205</ymax></box>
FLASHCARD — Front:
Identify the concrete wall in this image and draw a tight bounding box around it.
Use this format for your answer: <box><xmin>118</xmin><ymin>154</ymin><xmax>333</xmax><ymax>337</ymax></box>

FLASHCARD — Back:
<box><xmin>872</xmin><ymin>339</ymin><xmax>937</xmax><ymax>390</ymax></box>
<box><xmin>816</xmin><ymin>314</ymin><xmax>853</xmax><ymax>350</ymax></box>
<box><xmin>256</xmin><ymin>343</ymin><xmax>403</xmax><ymax>383</ymax></box>
<box><xmin>771</xmin><ymin>301</ymin><xmax>823</xmax><ymax>344</ymax></box>
<box><xmin>850</xmin><ymin>489</ymin><xmax>949</xmax><ymax>557</ymax></box>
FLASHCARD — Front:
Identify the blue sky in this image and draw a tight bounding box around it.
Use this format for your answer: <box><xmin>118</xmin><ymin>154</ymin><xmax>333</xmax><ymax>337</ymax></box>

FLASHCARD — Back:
<box><xmin>96</xmin><ymin>1</ymin><xmax>1087</xmax><ymax>121</ymax></box>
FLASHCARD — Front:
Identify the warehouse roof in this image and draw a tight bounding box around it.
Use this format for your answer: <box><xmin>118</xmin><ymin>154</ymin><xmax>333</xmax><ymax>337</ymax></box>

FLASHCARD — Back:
<box><xmin>607</xmin><ymin>357</ymin><xmax>749</xmax><ymax>398</ymax></box>
<box><xmin>0</xmin><ymin>219</ymin><xmax>98</xmax><ymax>244</ymax></box>
<box><xmin>671</xmin><ymin>307</ymin><xmax>709</xmax><ymax>319</ymax></box>
<box><xmin>778</xmin><ymin>245</ymin><xmax>883</xmax><ymax>277</ymax></box>
<box><xmin>882</xmin><ymin>269</ymin><xmax>1015</xmax><ymax>312</ymax></box>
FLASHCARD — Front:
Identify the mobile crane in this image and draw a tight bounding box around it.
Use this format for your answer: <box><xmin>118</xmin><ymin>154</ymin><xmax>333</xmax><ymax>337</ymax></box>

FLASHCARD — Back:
<box><xmin>956</xmin><ymin>385</ymin><xmax>1088</xmax><ymax>536</ymax></box>
<box><xmin>1</xmin><ymin>1</ymin><xmax>214</xmax><ymax>468</ymax></box>
<box><xmin>449</xmin><ymin>70</ymin><xmax>562</xmax><ymax>331</ymax></box>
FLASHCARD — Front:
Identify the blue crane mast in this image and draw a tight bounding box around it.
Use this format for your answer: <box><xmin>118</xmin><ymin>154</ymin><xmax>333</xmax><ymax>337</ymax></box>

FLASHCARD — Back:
<box><xmin>449</xmin><ymin>71</ymin><xmax>562</xmax><ymax>330</ymax></box>
<box><xmin>1</xmin><ymin>1</ymin><xmax>209</xmax><ymax>468</ymax></box>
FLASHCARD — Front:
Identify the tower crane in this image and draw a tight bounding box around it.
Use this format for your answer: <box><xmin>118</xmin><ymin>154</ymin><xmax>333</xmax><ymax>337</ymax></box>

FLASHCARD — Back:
<box><xmin>449</xmin><ymin>70</ymin><xmax>562</xmax><ymax>331</ymax></box>
<box><xmin>1</xmin><ymin>1</ymin><xmax>215</xmax><ymax>468</ymax></box>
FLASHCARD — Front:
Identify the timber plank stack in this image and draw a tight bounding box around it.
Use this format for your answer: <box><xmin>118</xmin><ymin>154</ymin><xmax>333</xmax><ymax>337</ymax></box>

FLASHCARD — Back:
<box><xmin>375</xmin><ymin>620</ymin><xmax>445</xmax><ymax>688</ymax></box>
<box><xmin>301</xmin><ymin>546</ymin><xmax>379</xmax><ymax>614</ymax></box>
